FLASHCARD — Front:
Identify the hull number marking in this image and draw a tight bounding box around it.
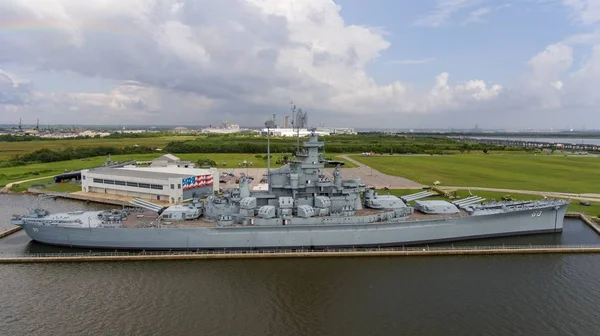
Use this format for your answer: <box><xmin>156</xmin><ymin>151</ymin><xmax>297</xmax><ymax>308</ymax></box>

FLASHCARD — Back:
<box><xmin>532</xmin><ymin>211</ymin><xmax>542</xmax><ymax>217</ymax></box>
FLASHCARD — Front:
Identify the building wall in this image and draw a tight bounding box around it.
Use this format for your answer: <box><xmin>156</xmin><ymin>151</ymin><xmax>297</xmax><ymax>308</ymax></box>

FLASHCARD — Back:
<box><xmin>81</xmin><ymin>167</ymin><xmax>219</xmax><ymax>204</ymax></box>
<box><xmin>81</xmin><ymin>170</ymin><xmax>182</xmax><ymax>203</ymax></box>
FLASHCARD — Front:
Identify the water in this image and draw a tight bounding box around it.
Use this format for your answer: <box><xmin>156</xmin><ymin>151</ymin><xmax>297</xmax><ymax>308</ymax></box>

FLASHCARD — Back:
<box><xmin>3</xmin><ymin>194</ymin><xmax>600</xmax><ymax>335</ymax></box>
<box><xmin>2</xmin><ymin>255</ymin><xmax>600</xmax><ymax>335</ymax></box>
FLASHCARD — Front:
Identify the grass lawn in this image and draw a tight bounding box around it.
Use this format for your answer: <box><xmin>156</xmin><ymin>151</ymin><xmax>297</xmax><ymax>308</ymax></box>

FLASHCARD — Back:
<box><xmin>9</xmin><ymin>177</ymin><xmax>56</xmax><ymax>192</ymax></box>
<box><xmin>42</xmin><ymin>183</ymin><xmax>82</xmax><ymax>193</ymax></box>
<box><xmin>380</xmin><ymin>189</ymin><xmax>600</xmax><ymax>217</ymax></box>
<box><xmin>354</xmin><ymin>154</ymin><xmax>600</xmax><ymax>194</ymax></box>
<box><xmin>0</xmin><ymin>136</ymin><xmax>197</xmax><ymax>161</ymax></box>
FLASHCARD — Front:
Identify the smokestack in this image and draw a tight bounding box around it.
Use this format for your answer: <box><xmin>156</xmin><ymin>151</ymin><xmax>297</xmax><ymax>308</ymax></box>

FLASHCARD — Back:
<box><xmin>284</xmin><ymin>116</ymin><xmax>289</xmax><ymax>128</ymax></box>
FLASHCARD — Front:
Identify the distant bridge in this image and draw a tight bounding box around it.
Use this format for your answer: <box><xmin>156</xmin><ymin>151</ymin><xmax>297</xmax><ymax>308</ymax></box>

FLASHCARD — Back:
<box><xmin>454</xmin><ymin>137</ymin><xmax>600</xmax><ymax>152</ymax></box>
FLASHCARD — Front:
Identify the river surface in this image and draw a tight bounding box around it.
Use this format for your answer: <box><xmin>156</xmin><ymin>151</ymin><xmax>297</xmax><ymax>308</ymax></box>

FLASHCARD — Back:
<box><xmin>2</xmin><ymin>194</ymin><xmax>600</xmax><ymax>335</ymax></box>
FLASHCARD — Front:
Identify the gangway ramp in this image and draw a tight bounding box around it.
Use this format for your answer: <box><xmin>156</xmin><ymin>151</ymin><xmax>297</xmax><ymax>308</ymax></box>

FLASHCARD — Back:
<box><xmin>129</xmin><ymin>198</ymin><xmax>164</xmax><ymax>213</ymax></box>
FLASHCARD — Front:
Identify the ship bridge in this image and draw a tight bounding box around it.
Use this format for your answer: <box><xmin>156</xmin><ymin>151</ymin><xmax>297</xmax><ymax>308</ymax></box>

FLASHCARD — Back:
<box><xmin>292</xmin><ymin>130</ymin><xmax>326</xmax><ymax>168</ymax></box>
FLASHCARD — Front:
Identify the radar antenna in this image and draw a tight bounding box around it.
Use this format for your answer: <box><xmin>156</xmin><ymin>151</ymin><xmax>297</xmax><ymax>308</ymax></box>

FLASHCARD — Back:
<box><xmin>296</xmin><ymin>108</ymin><xmax>308</xmax><ymax>154</ymax></box>
<box><xmin>290</xmin><ymin>101</ymin><xmax>298</xmax><ymax>153</ymax></box>
<box><xmin>298</xmin><ymin>110</ymin><xmax>308</xmax><ymax>129</ymax></box>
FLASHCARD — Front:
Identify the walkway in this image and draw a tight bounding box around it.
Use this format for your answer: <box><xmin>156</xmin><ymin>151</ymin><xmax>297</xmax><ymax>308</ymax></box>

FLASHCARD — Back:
<box><xmin>221</xmin><ymin>159</ymin><xmax>424</xmax><ymax>190</ymax></box>
<box><xmin>4</xmin><ymin>244</ymin><xmax>600</xmax><ymax>263</ymax></box>
<box><xmin>336</xmin><ymin>155</ymin><xmax>423</xmax><ymax>189</ymax></box>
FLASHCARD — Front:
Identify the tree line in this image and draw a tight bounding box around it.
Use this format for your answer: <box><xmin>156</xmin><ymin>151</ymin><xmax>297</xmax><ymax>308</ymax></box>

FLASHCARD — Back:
<box><xmin>5</xmin><ymin>134</ymin><xmax>501</xmax><ymax>165</ymax></box>
<box><xmin>163</xmin><ymin>135</ymin><xmax>491</xmax><ymax>154</ymax></box>
<box><xmin>9</xmin><ymin>146</ymin><xmax>156</xmax><ymax>164</ymax></box>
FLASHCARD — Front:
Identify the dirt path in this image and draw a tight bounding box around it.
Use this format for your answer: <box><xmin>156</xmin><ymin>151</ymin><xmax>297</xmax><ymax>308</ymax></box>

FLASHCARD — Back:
<box><xmin>0</xmin><ymin>176</ymin><xmax>54</xmax><ymax>194</ymax></box>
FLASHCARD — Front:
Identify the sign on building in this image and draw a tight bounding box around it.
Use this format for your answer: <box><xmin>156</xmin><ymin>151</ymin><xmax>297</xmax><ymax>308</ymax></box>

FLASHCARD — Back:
<box><xmin>182</xmin><ymin>174</ymin><xmax>214</xmax><ymax>191</ymax></box>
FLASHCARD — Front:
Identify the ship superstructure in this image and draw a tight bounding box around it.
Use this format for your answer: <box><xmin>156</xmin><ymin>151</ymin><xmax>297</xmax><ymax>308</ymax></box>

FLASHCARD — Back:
<box><xmin>12</xmin><ymin>116</ymin><xmax>571</xmax><ymax>250</ymax></box>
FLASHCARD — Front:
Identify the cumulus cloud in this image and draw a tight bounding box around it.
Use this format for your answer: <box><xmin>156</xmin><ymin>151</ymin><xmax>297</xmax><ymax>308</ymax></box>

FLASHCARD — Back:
<box><xmin>563</xmin><ymin>0</ymin><xmax>600</xmax><ymax>25</ymax></box>
<box><xmin>415</xmin><ymin>0</ymin><xmax>482</xmax><ymax>27</ymax></box>
<box><xmin>389</xmin><ymin>58</ymin><xmax>435</xmax><ymax>65</ymax></box>
<box><xmin>0</xmin><ymin>0</ymin><xmax>505</xmax><ymax>126</ymax></box>
<box><xmin>519</xmin><ymin>0</ymin><xmax>600</xmax><ymax>112</ymax></box>
<box><xmin>0</xmin><ymin>70</ymin><xmax>34</xmax><ymax>109</ymax></box>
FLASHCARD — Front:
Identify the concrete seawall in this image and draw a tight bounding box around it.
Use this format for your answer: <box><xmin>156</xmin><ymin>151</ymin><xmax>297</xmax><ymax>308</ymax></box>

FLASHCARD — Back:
<box><xmin>566</xmin><ymin>212</ymin><xmax>600</xmax><ymax>234</ymax></box>
<box><xmin>3</xmin><ymin>245</ymin><xmax>600</xmax><ymax>263</ymax></box>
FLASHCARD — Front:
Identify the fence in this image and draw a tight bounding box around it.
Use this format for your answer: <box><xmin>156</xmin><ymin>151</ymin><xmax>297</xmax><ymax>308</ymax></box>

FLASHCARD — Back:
<box><xmin>2</xmin><ymin>244</ymin><xmax>600</xmax><ymax>260</ymax></box>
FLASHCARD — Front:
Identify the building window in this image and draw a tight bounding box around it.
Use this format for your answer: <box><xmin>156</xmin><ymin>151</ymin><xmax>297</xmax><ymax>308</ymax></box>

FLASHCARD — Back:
<box><xmin>93</xmin><ymin>178</ymin><xmax>103</xmax><ymax>183</ymax></box>
<box><xmin>178</xmin><ymin>184</ymin><xmax>181</xmax><ymax>189</ymax></box>
<box><xmin>83</xmin><ymin>176</ymin><xmax>86</xmax><ymax>180</ymax></box>
<box><xmin>151</xmin><ymin>184</ymin><xmax>163</xmax><ymax>190</ymax></box>
<box><xmin>127</xmin><ymin>182</ymin><xmax>138</xmax><ymax>187</ymax></box>
<box><xmin>114</xmin><ymin>180</ymin><xmax>126</xmax><ymax>186</ymax></box>
<box><xmin>138</xmin><ymin>183</ymin><xmax>150</xmax><ymax>189</ymax></box>
<box><xmin>103</xmin><ymin>179</ymin><xmax>115</xmax><ymax>185</ymax></box>
<box><xmin>171</xmin><ymin>184</ymin><xmax>174</xmax><ymax>189</ymax></box>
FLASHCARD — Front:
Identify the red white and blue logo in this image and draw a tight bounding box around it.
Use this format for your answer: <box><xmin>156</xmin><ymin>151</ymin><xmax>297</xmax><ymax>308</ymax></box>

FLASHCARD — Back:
<box><xmin>182</xmin><ymin>174</ymin><xmax>214</xmax><ymax>191</ymax></box>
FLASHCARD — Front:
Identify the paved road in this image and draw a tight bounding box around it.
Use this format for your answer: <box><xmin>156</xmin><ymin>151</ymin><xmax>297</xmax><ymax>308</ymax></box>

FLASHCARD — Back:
<box><xmin>220</xmin><ymin>157</ymin><xmax>425</xmax><ymax>190</ymax></box>
<box><xmin>337</xmin><ymin>155</ymin><xmax>424</xmax><ymax>189</ymax></box>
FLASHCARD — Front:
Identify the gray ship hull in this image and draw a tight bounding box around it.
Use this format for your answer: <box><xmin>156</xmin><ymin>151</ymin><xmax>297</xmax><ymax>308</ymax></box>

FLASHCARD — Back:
<box><xmin>19</xmin><ymin>203</ymin><xmax>568</xmax><ymax>250</ymax></box>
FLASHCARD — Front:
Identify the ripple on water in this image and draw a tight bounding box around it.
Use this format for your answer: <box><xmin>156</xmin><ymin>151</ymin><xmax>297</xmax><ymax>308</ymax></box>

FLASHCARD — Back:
<box><xmin>3</xmin><ymin>195</ymin><xmax>600</xmax><ymax>335</ymax></box>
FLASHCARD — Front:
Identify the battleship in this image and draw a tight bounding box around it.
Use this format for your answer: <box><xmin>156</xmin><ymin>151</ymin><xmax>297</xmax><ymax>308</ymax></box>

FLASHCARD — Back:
<box><xmin>12</xmin><ymin>124</ymin><xmax>570</xmax><ymax>250</ymax></box>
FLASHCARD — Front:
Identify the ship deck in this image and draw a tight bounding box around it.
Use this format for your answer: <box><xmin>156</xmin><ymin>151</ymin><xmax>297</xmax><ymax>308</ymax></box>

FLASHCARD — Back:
<box><xmin>120</xmin><ymin>208</ymin><xmax>469</xmax><ymax>228</ymax></box>
<box><xmin>122</xmin><ymin>211</ymin><xmax>216</xmax><ymax>228</ymax></box>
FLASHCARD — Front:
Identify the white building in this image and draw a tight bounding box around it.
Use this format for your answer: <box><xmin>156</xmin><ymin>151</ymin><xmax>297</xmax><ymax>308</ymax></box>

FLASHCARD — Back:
<box><xmin>316</xmin><ymin>127</ymin><xmax>356</xmax><ymax>135</ymax></box>
<box><xmin>261</xmin><ymin>128</ymin><xmax>330</xmax><ymax>137</ymax></box>
<box><xmin>81</xmin><ymin>166</ymin><xmax>219</xmax><ymax>204</ymax></box>
<box><xmin>149</xmin><ymin>154</ymin><xmax>194</xmax><ymax>168</ymax></box>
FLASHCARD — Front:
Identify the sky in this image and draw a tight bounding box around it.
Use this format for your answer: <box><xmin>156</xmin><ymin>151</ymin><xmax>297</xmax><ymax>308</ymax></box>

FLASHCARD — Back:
<box><xmin>0</xmin><ymin>0</ymin><xmax>599</xmax><ymax>129</ymax></box>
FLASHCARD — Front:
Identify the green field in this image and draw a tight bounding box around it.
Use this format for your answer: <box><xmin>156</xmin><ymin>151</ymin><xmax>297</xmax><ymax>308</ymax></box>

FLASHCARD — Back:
<box><xmin>354</xmin><ymin>154</ymin><xmax>600</xmax><ymax>194</ymax></box>
<box><xmin>42</xmin><ymin>183</ymin><xmax>82</xmax><ymax>193</ymax></box>
<box><xmin>0</xmin><ymin>153</ymin><xmax>356</xmax><ymax>187</ymax></box>
<box><xmin>0</xmin><ymin>136</ymin><xmax>196</xmax><ymax>161</ymax></box>
<box><xmin>382</xmin><ymin>189</ymin><xmax>600</xmax><ymax>217</ymax></box>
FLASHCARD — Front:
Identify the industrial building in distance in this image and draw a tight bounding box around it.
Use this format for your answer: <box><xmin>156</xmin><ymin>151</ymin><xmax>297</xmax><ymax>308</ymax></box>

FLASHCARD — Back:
<box><xmin>81</xmin><ymin>154</ymin><xmax>219</xmax><ymax>204</ymax></box>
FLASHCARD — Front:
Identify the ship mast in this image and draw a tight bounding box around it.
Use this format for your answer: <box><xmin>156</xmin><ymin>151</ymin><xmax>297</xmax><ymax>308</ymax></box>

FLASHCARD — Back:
<box><xmin>265</xmin><ymin>116</ymin><xmax>276</xmax><ymax>192</ymax></box>
<box><xmin>290</xmin><ymin>101</ymin><xmax>299</xmax><ymax>155</ymax></box>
